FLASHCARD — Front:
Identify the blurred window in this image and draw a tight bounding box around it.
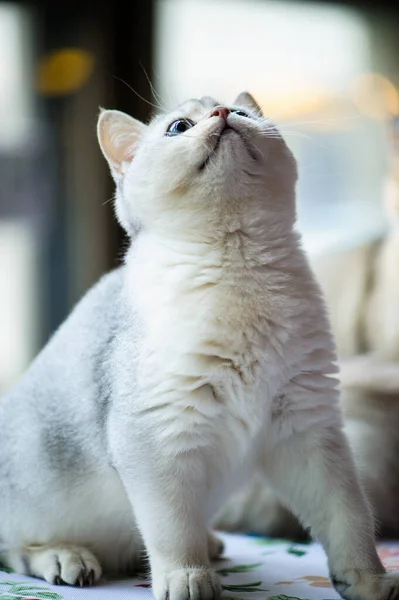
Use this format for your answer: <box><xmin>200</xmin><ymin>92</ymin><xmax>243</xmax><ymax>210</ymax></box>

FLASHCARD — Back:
<box><xmin>0</xmin><ymin>4</ymin><xmax>39</xmax><ymax>390</ymax></box>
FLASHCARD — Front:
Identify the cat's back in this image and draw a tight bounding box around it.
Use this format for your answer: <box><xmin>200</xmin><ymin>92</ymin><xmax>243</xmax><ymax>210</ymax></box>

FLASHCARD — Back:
<box><xmin>0</xmin><ymin>266</ymin><xmax>129</xmax><ymax>436</ymax></box>
<box><xmin>0</xmin><ymin>267</ymin><xmax>142</xmax><ymax>560</ymax></box>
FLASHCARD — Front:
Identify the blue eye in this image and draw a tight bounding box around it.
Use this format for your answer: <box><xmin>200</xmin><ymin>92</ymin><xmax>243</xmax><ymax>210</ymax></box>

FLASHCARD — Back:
<box><xmin>166</xmin><ymin>119</ymin><xmax>195</xmax><ymax>136</ymax></box>
<box><xmin>232</xmin><ymin>109</ymin><xmax>249</xmax><ymax>117</ymax></box>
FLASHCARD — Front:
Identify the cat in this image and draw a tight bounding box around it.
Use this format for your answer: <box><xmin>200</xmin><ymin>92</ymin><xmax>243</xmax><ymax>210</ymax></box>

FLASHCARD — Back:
<box><xmin>0</xmin><ymin>91</ymin><xmax>398</xmax><ymax>600</ymax></box>
<box><xmin>215</xmin><ymin>153</ymin><xmax>399</xmax><ymax>541</ymax></box>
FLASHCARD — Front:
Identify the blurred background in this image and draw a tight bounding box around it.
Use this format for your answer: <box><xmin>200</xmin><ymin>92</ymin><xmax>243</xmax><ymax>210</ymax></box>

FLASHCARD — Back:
<box><xmin>1</xmin><ymin>0</ymin><xmax>399</xmax><ymax>391</ymax></box>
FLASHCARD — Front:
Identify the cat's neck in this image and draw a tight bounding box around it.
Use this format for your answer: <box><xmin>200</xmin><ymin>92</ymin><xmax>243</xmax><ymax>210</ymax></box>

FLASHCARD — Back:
<box><xmin>126</xmin><ymin>224</ymin><xmax>298</xmax><ymax>271</ymax></box>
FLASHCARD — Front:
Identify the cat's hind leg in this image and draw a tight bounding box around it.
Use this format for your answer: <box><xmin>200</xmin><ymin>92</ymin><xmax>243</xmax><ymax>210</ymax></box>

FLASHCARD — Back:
<box><xmin>207</xmin><ymin>532</ymin><xmax>224</xmax><ymax>561</ymax></box>
<box><xmin>214</xmin><ymin>475</ymin><xmax>308</xmax><ymax>540</ymax></box>
<box><xmin>3</xmin><ymin>544</ymin><xmax>102</xmax><ymax>586</ymax></box>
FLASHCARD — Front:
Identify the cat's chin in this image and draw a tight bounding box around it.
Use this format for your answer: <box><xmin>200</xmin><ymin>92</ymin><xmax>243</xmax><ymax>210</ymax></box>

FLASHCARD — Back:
<box><xmin>199</xmin><ymin>127</ymin><xmax>254</xmax><ymax>172</ymax></box>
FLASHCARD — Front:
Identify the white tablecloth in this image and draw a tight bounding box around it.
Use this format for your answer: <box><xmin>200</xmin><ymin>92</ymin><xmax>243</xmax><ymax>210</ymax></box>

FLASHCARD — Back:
<box><xmin>1</xmin><ymin>532</ymin><xmax>398</xmax><ymax>600</ymax></box>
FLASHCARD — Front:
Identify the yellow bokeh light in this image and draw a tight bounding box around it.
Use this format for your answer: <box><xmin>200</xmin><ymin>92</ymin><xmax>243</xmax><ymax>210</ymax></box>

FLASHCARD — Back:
<box><xmin>36</xmin><ymin>48</ymin><xmax>94</xmax><ymax>96</ymax></box>
<box><xmin>351</xmin><ymin>72</ymin><xmax>399</xmax><ymax>119</ymax></box>
<box><xmin>257</xmin><ymin>89</ymin><xmax>331</xmax><ymax>122</ymax></box>
<box><xmin>253</xmin><ymin>89</ymin><xmax>352</xmax><ymax>130</ymax></box>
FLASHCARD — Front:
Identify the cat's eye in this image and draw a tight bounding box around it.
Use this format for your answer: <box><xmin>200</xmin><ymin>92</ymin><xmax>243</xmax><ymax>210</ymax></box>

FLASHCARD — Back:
<box><xmin>232</xmin><ymin>109</ymin><xmax>249</xmax><ymax>117</ymax></box>
<box><xmin>166</xmin><ymin>119</ymin><xmax>195</xmax><ymax>136</ymax></box>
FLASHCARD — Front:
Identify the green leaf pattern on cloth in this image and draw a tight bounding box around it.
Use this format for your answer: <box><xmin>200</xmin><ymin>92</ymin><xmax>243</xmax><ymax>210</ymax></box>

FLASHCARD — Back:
<box><xmin>287</xmin><ymin>548</ymin><xmax>307</xmax><ymax>558</ymax></box>
<box><xmin>266</xmin><ymin>596</ymin><xmax>312</xmax><ymax>600</ymax></box>
<box><xmin>222</xmin><ymin>581</ymin><xmax>268</xmax><ymax>593</ymax></box>
<box><xmin>217</xmin><ymin>564</ymin><xmax>262</xmax><ymax>577</ymax></box>
<box><xmin>0</xmin><ymin>580</ymin><xmax>63</xmax><ymax>599</ymax></box>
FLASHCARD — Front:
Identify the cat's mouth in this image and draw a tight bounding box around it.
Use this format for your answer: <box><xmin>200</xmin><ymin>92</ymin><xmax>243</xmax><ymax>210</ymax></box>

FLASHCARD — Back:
<box><xmin>199</xmin><ymin>124</ymin><xmax>257</xmax><ymax>171</ymax></box>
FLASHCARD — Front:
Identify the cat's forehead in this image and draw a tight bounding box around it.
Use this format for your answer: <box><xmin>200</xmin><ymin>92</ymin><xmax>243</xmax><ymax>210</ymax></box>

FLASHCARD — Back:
<box><xmin>177</xmin><ymin>96</ymin><xmax>219</xmax><ymax>118</ymax></box>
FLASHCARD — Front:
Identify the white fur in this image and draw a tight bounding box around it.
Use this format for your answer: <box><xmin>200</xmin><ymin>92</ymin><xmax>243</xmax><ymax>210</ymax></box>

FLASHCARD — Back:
<box><xmin>1</xmin><ymin>93</ymin><xmax>398</xmax><ymax>600</ymax></box>
<box><xmin>218</xmin><ymin>193</ymin><xmax>399</xmax><ymax>542</ymax></box>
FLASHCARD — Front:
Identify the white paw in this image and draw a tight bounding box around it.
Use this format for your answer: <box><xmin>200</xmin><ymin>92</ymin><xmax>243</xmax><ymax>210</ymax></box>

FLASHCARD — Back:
<box><xmin>380</xmin><ymin>572</ymin><xmax>399</xmax><ymax>600</ymax></box>
<box><xmin>153</xmin><ymin>567</ymin><xmax>221</xmax><ymax>600</ymax></box>
<box><xmin>207</xmin><ymin>533</ymin><xmax>224</xmax><ymax>561</ymax></box>
<box><xmin>332</xmin><ymin>569</ymin><xmax>399</xmax><ymax>600</ymax></box>
<box><xmin>25</xmin><ymin>545</ymin><xmax>102</xmax><ymax>586</ymax></box>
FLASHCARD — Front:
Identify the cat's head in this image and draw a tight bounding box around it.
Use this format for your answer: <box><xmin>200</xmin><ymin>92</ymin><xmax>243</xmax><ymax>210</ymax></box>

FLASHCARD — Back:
<box><xmin>97</xmin><ymin>92</ymin><xmax>297</xmax><ymax>238</ymax></box>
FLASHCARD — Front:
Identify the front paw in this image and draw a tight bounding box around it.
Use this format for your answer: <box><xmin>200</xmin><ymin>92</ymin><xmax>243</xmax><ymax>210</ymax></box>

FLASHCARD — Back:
<box><xmin>153</xmin><ymin>567</ymin><xmax>221</xmax><ymax>600</ymax></box>
<box><xmin>332</xmin><ymin>569</ymin><xmax>399</xmax><ymax>600</ymax></box>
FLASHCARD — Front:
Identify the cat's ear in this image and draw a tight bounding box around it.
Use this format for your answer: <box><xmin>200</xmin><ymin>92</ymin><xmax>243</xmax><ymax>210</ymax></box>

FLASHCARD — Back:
<box><xmin>233</xmin><ymin>92</ymin><xmax>263</xmax><ymax>116</ymax></box>
<box><xmin>97</xmin><ymin>109</ymin><xmax>147</xmax><ymax>178</ymax></box>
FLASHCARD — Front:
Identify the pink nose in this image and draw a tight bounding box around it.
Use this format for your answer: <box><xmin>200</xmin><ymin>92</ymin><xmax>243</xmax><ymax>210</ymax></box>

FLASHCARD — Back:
<box><xmin>211</xmin><ymin>106</ymin><xmax>230</xmax><ymax>120</ymax></box>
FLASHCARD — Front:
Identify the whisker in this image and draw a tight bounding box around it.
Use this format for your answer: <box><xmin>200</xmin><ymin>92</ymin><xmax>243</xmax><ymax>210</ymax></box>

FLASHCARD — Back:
<box><xmin>300</xmin><ymin>171</ymin><xmax>340</xmax><ymax>179</ymax></box>
<box><xmin>298</xmin><ymin>160</ymin><xmax>340</xmax><ymax>177</ymax></box>
<box><xmin>261</xmin><ymin>132</ymin><xmax>283</xmax><ymax>139</ymax></box>
<box><xmin>278</xmin><ymin>114</ymin><xmax>361</xmax><ymax>129</ymax></box>
<box><xmin>151</xmin><ymin>67</ymin><xmax>180</xmax><ymax>109</ymax></box>
<box><xmin>139</xmin><ymin>62</ymin><xmax>168</xmax><ymax>113</ymax></box>
<box><xmin>114</xmin><ymin>76</ymin><xmax>164</xmax><ymax>112</ymax></box>
<box><xmin>245</xmin><ymin>137</ymin><xmax>264</xmax><ymax>160</ymax></box>
<box><xmin>279</xmin><ymin>131</ymin><xmax>331</xmax><ymax>151</ymax></box>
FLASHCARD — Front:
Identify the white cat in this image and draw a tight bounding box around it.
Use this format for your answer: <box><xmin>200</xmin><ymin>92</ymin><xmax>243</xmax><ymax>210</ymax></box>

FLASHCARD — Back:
<box><xmin>0</xmin><ymin>92</ymin><xmax>398</xmax><ymax>600</ymax></box>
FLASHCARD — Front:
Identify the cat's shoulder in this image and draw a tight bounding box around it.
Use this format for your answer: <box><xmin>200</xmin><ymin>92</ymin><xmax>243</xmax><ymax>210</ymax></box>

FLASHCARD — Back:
<box><xmin>67</xmin><ymin>266</ymin><xmax>126</xmax><ymax>321</ymax></box>
<box><xmin>43</xmin><ymin>266</ymin><xmax>128</xmax><ymax>351</ymax></box>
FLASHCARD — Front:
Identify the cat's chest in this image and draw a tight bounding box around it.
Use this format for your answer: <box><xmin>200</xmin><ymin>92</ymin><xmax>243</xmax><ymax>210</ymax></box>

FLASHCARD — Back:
<box><xmin>126</xmin><ymin>245</ymin><xmax>303</xmax><ymax>400</ymax></box>
<box><xmin>130</xmin><ymin>254</ymin><xmax>268</xmax><ymax>345</ymax></box>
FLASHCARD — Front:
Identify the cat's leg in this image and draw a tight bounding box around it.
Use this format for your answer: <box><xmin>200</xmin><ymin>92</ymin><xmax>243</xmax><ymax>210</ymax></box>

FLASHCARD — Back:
<box><xmin>207</xmin><ymin>532</ymin><xmax>224</xmax><ymax>561</ymax></box>
<box><xmin>110</xmin><ymin>413</ymin><xmax>222</xmax><ymax>600</ymax></box>
<box><xmin>216</xmin><ymin>355</ymin><xmax>399</xmax><ymax>541</ymax></box>
<box><xmin>214</xmin><ymin>474</ymin><xmax>308</xmax><ymax>540</ymax></box>
<box><xmin>3</xmin><ymin>544</ymin><xmax>102</xmax><ymax>586</ymax></box>
<box><xmin>264</xmin><ymin>393</ymin><xmax>399</xmax><ymax>600</ymax></box>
